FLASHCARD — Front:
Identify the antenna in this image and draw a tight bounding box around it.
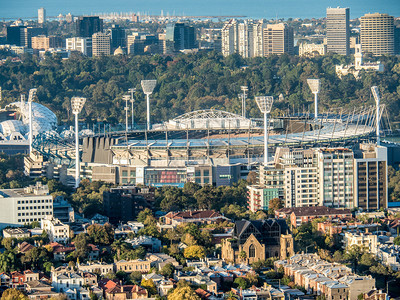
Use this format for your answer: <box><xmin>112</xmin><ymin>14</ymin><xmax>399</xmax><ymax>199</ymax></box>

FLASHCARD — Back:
<box><xmin>307</xmin><ymin>79</ymin><xmax>320</xmax><ymax>120</ymax></box>
<box><xmin>141</xmin><ymin>80</ymin><xmax>157</xmax><ymax>131</ymax></box>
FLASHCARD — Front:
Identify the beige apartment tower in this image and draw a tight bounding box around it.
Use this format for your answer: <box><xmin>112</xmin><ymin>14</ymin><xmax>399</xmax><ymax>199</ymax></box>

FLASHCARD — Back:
<box><xmin>360</xmin><ymin>13</ymin><xmax>394</xmax><ymax>55</ymax></box>
<box><xmin>92</xmin><ymin>32</ymin><xmax>111</xmax><ymax>57</ymax></box>
<box><xmin>262</xmin><ymin>23</ymin><xmax>294</xmax><ymax>56</ymax></box>
<box><xmin>326</xmin><ymin>7</ymin><xmax>350</xmax><ymax>55</ymax></box>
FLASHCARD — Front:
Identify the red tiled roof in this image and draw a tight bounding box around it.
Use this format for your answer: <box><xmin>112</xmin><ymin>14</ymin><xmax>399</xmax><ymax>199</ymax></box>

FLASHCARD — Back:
<box><xmin>195</xmin><ymin>288</ymin><xmax>212</xmax><ymax>299</ymax></box>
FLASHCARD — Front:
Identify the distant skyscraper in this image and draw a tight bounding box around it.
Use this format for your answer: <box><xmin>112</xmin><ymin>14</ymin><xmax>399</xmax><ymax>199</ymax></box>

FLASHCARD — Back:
<box><xmin>326</xmin><ymin>7</ymin><xmax>350</xmax><ymax>55</ymax></box>
<box><xmin>165</xmin><ymin>23</ymin><xmax>196</xmax><ymax>51</ymax></box>
<box><xmin>92</xmin><ymin>32</ymin><xmax>110</xmax><ymax>56</ymax></box>
<box><xmin>6</xmin><ymin>26</ymin><xmax>24</xmax><ymax>46</ymax></box>
<box><xmin>66</xmin><ymin>13</ymin><xmax>73</xmax><ymax>23</ymax></box>
<box><xmin>221</xmin><ymin>19</ymin><xmax>237</xmax><ymax>56</ymax></box>
<box><xmin>110</xmin><ymin>24</ymin><xmax>126</xmax><ymax>50</ymax></box>
<box><xmin>262</xmin><ymin>23</ymin><xmax>294</xmax><ymax>56</ymax></box>
<box><xmin>38</xmin><ymin>8</ymin><xmax>46</xmax><ymax>24</ymax></box>
<box><xmin>360</xmin><ymin>13</ymin><xmax>394</xmax><ymax>55</ymax></box>
<box><xmin>76</xmin><ymin>16</ymin><xmax>103</xmax><ymax>38</ymax></box>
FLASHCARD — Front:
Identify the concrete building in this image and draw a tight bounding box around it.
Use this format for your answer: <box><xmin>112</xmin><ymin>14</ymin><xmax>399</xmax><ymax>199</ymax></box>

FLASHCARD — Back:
<box><xmin>2</xmin><ymin>227</ymin><xmax>30</xmax><ymax>239</ymax></box>
<box><xmin>262</xmin><ymin>23</ymin><xmax>294</xmax><ymax>56</ymax></box>
<box><xmin>66</xmin><ymin>37</ymin><xmax>92</xmax><ymax>56</ymax></box>
<box><xmin>31</xmin><ymin>35</ymin><xmax>63</xmax><ymax>51</ymax></box>
<box><xmin>0</xmin><ymin>182</ymin><xmax>53</xmax><ymax>229</ymax></box>
<box><xmin>165</xmin><ymin>22</ymin><xmax>196</xmax><ymax>52</ymax></box>
<box><xmin>41</xmin><ymin>216</ymin><xmax>70</xmax><ymax>244</ymax></box>
<box><xmin>317</xmin><ymin>148</ymin><xmax>354</xmax><ymax>209</ymax></box>
<box><xmin>38</xmin><ymin>8</ymin><xmax>46</xmax><ymax>24</ymax></box>
<box><xmin>353</xmin><ymin>144</ymin><xmax>388</xmax><ymax>211</ymax></box>
<box><xmin>343</xmin><ymin>231</ymin><xmax>378</xmax><ymax>254</ymax></box>
<box><xmin>299</xmin><ymin>43</ymin><xmax>327</xmax><ymax>56</ymax></box>
<box><xmin>361</xmin><ymin>13</ymin><xmax>394</xmax><ymax>55</ymax></box>
<box><xmin>326</xmin><ymin>7</ymin><xmax>350</xmax><ymax>55</ymax></box>
<box><xmin>52</xmin><ymin>196</ymin><xmax>74</xmax><ymax>223</ymax></box>
<box><xmin>114</xmin><ymin>259</ymin><xmax>151</xmax><ymax>274</ymax></box>
<box><xmin>92</xmin><ymin>32</ymin><xmax>111</xmax><ymax>56</ymax></box>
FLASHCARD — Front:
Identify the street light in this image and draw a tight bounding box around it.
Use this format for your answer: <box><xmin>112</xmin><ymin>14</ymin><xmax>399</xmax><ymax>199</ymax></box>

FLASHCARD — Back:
<box><xmin>240</xmin><ymin>86</ymin><xmax>248</xmax><ymax>118</ymax></box>
<box><xmin>307</xmin><ymin>79</ymin><xmax>320</xmax><ymax>120</ymax></box>
<box><xmin>255</xmin><ymin>96</ymin><xmax>274</xmax><ymax>166</ymax></box>
<box><xmin>122</xmin><ymin>95</ymin><xmax>130</xmax><ymax>133</ymax></box>
<box><xmin>128</xmin><ymin>88</ymin><xmax>136</xmax><ymax>129</ymax></box>
<box><xmin>71</xmin><ymin>97</ymin><xmax>86</xmax><ymax>189</ymax></box>
<box><xmin>371</xmin><ymin>86</ymin><xmax>381</xmax><ymax>145</ymax></box>
<box><xmin>141</xmin><ymin>80</ymin><xmax>157</xmax><ymax>131</ymax></box>
<box><xmin>27</xmin><ymin>88</ymin><xmax>37</xmax><ymax>154</ymax></box>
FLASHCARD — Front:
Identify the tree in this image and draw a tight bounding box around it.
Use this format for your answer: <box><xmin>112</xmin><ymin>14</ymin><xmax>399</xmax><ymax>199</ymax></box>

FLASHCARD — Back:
<box><xmin>233</xmin><ymin>277</ymin><xmax>249</xmax><ymax>289</ymax></box>
<box><xmin>1</xmin><ymin>288</ymin><xmax>28</xmax><ymax>300</ymax></box>
<box><xmin>239</xmin><ymin>251</ymin><xmax>247</xmax><ymax>262</ymax></box>
<box><xmin>160</xmin><ymin>263</ymin><xmax>175</xmax><ymax>278</ymax></box>
<box><xmin>73</xmin><ymin>233</ymin><xmax>90</xmax><ymax>259</ymax></box>
<box><xmin>87</xmin><ymin>223</ymin><xmax>114</xmax><ymax>245</ymax></box>
<box><xmin>268</xmin><ymin>198</ymin><xmax>283</xmax><ymax>215</ymax></box>
<box><xmin>246</xmin><ymin>171</ymin><xmax>258</xmax><ymax>185</ymax></box>
<box><xmin>141</xmin><ymin>278</ymin><xmax>157</xmax><ymax>296</ymax></box>
<box><xmin>167</xmin><ymin>283</ymin><xmax>200</xmax><ymax>300</ymax></box>
<box><xmin>184</xmin><ymin>245</ymin><xmax>206</xmax><ymax>260</ymax></box>
<box><xmin>224</xmin><ymin>291</ymin><xmax>239</xmax><ymax>300</ymax></box>
<box><xmin>111</xmin><ymin>239</ymin><xmax>129</xmax><ymax>261</ymax></box>
<box><xmin>245</xmin><ymin>271</ymin><xmax>259</xmax><ymax>286</ymax></box>
<box><xmin>394</xmin><ymin>236</ymin><xmax>400</xmax><ymax>246</ymax></box>
<box><xmin>129</xmin><ymin>271</ymin><xmax>142</xmax><ymax>284</ymax></box>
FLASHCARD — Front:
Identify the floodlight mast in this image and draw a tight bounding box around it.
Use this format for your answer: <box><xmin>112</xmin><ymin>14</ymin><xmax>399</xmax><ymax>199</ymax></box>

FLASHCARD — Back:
<box><xmin>307</xmin><ymin>79</ymin><xmax>320</xmax><ymax>120</ymax></box>
<box><xmin>27</xmin><ymin>89</ymin><xmax>37</xmax><ymax>154</ymax></box>
<box><xmin>128</xmin><ymin>88</ymin><xmax>136</xmax><ymax>129</ymax></box>
<box><xmin>371</xmin><ymin>86</ymin><xmax>380</xmax><ymax>145</ymax></box>
<box><xmin>255</xmin><ymin>96</ymin><xmax>274</xmax><ymax>166</ymax></box>
<box><xmin>123</xmin><ymin>95</ymin><xmax>130</xmax><ymax>133</ymax></box>
<box><xmin>71</xmin><ymin>97</ymin><xmax>86</xmax><ymax>189</ymax></box>
<box><xmin>240</xmin><ymin>86</ymin><xmax>248</xmax><ymax>118</ymax></box>
<box><xmin>141</xmin><ymin>80</ymin><xmax>157</xmax><ymax>131</ymax></box>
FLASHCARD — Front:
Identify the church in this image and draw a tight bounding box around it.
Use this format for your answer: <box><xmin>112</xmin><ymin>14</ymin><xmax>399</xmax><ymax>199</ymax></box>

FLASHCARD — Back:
<box><xmin>221</xmin><ymin>219</ymin><xmax>294</xmax><ymax>264</ymax></box>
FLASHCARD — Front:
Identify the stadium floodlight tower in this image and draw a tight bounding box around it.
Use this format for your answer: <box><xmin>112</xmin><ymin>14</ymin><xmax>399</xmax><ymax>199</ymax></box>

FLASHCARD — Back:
<box><xmin>122</xmin><ymin>95</ymin><xmax>130</xmax><ymax>133</ymax></box>
<box><xmin>307</xmin><ymin>79</ymin><xmax>320</xmax><ymax>120</ymax></box>
<box><xmin>71</xmin><ymin>97</ymin><xmax>86</xmax><ymax>189</ymax></box>
<box><xmin>128</xmin><ymin>88</ymin><xmax>136</xmax><ymax>129</ymax></box>
<box><xmin>255</xmin><ymin>96</ymin><xmax>274</xmax><ymax>166</ymax></box>
<box><xmin>27</xmin><ymin>88</ymin><xmax>37</xmax><ymax>154</ymax></box>
<box><xmin>371</xmin><ymin>86</ymin><xmax>381</xmax><ymax>145</ymax></box>
<box><xmin>240</xmin><ymin>86</ymin><xmax>248</xmax><ymax>118</ymax></box>
<box><xmin>141</xmin><ymin>80</ymin><xmax>157</xmax><ymax>130</ymax></box>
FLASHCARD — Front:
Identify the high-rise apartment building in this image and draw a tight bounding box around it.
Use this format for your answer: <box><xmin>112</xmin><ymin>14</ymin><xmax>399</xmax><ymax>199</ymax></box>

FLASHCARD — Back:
<box><xmin>317</xmin><ymin>148</ymin><xmax>354</xmax><ymax>209</ymax></box>
<box><xmin>353</xmin><ymin>144</ymin><xmax>387</xmax><ymax>211</ymax></box>
<box><xmin>92</xmin><ymin>32</ymin><xmax>111</xmax><ymax>56</ymax></box>
<box><xmin>38</xmin><ymin>8</ymin><xmax>46</xmax><ymax>24</ymax></box>
<box><xmin>326</xmin><ymin>7</ymin><xmax>350</xmax><ymax>55</ymax></box>
<box><xmin>66</xmin><ymin>37</ymin><xmax>92</xmax><ymax>56</ymax></box>
<box><xmin>76</xmin><ymin>16</ymin><xmax>103</xmax><ymax>38</ymax></box>
<box><xmin>360</xmin><ymin>13</ymin><xmax>394</xmax><ymax>55</ymax></box>
<box><xmin>221</xmin><ymin>20</ymin><xmax>293</xmax><ymax>57</ymax></box>
<box><xmin>262</xmin><ymin>23</ymin><xmax>294</xmax><ymax>56</ymax></box>
<box><xmin>165</xmin><ymin>22</ymin><xmax>196</xmax><ymax>51</ymax></box>
<box><xmin>31</xmin><ymin>35</ymin><xmax>63</xmax><ymax>51</ymax></box>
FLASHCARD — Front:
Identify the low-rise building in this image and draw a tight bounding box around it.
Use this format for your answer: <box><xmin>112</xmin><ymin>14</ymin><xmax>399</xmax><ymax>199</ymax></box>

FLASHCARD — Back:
<box><xmin>125</xmin><ymin>235</ymin><xmax>161</xmax><ymax>252</ymax></box>
<box><xmin>343</xmin><ymin>231</ymin><xmax>378</xmax><ymax>254</ymax></box>
<box><xmin>160</xmin><ymin>210</ymin><xmax>227</xmax><ymax>227</ymax></box>
<box><xmin>145</xmin><ymin>253</ymin><xmax>180</xmax><ymax>270</ymax></box>
<box><xmin>114</xmin><ymin>259</ymin><xmax>151</xmax><ymax>274</ymax></box>
<box><xmin>3</xmin><ymin>227</ymin><xmax>30</xmax><ymax>239</ymax></box>
<box><xmin>41</xmin><ymin>216</ymin><xmax>70</xmax><ymax>243</ymax></box>
<box><xmin>77</xmin><ymin>262</ymin><xmax>114</xmax><ymax>276</ymax></box>
<box><xmin>299</xmin><ymin>42</ymin><xmax>327</xmax><ymax>56</ymax></box>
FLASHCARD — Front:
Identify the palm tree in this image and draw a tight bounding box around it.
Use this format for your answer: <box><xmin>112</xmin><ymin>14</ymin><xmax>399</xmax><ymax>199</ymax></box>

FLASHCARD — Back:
<box><xmin>111</xmin><ymin>239</ymin><xmax>128</xmax><ymax>261</ymax></box>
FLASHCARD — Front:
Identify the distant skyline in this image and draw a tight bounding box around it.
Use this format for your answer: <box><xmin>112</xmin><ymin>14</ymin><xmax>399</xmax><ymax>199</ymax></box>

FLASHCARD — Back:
<box><xmin>0</xmin><ymin>0</ymin><xmax>399</xmax><ymax>20</ymax></box>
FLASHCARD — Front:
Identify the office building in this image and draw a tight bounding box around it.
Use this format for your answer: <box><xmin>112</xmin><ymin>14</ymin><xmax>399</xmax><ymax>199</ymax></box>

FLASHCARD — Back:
<box><xmin>103</xmin><ymin>186</ymin><xmax>155</xmax><ymax>224</ymax></box>
<box><xmin>8</xmin><ymin>26</ymin><xmax>48</xmax><ymax>48</ymax></box>
<box><xmin>360</xmin><ymin>13</ymin><xmax>394</xmax><ymax>55</ymax></box>
<box><xmin>353</xmin><ymin>144</ymin><xmax>387</xmax><ymax>211</ymax></box>
<box><xmin>110</xmin><ymin>24</ymin><xmax>126</xmax><ymax>50</ymax></box>
<box><xmin>0</xmin><ymin>182</ymin><xmax>53</xmax><ymax>230</ymax></box>
<box><xmin>326</xmin><ymin>7</ymin><xmax>350</xmax><ymax>55</ymax></box>
<box><xmin>165</xmin><ymin>22</ymin><xmax>196</xmax><ymax>51</ymax></box>
<box><xmin>6</xmin><ymin>26</ymin><xmax>24</xmax><ymax>46</ymax></box>
<box><xmin>76</xmin><ymin>16</ymin><xmax>103</xmax><ymax>38</ymax></box>
<box><xmin>262</xmin><ymin>23</ymin><xmax>294</xmax><ymax>56</ymax></box>
<box><xmin>127</xmin><ymin>33</ymin><xmax>159</xmax><ymax>55</ymax></box>
<box><xmin>66</xmin><ymin>37</ymin><xmax>92</xmax><ymax>56</ymax></box>
<box><xmin>31</xmin><ymin>35</ymin><xmax>63</xmax><ymax>51</ymax></box>
<box><xmin>92</xmin><ymin>32</ymin><xmax>110</xmax><ymax>56</ymax></box>
<box><xmin>38</xmin><ymin>8</ymin><xmax>46</xmax><ymax>24</ymax></box>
